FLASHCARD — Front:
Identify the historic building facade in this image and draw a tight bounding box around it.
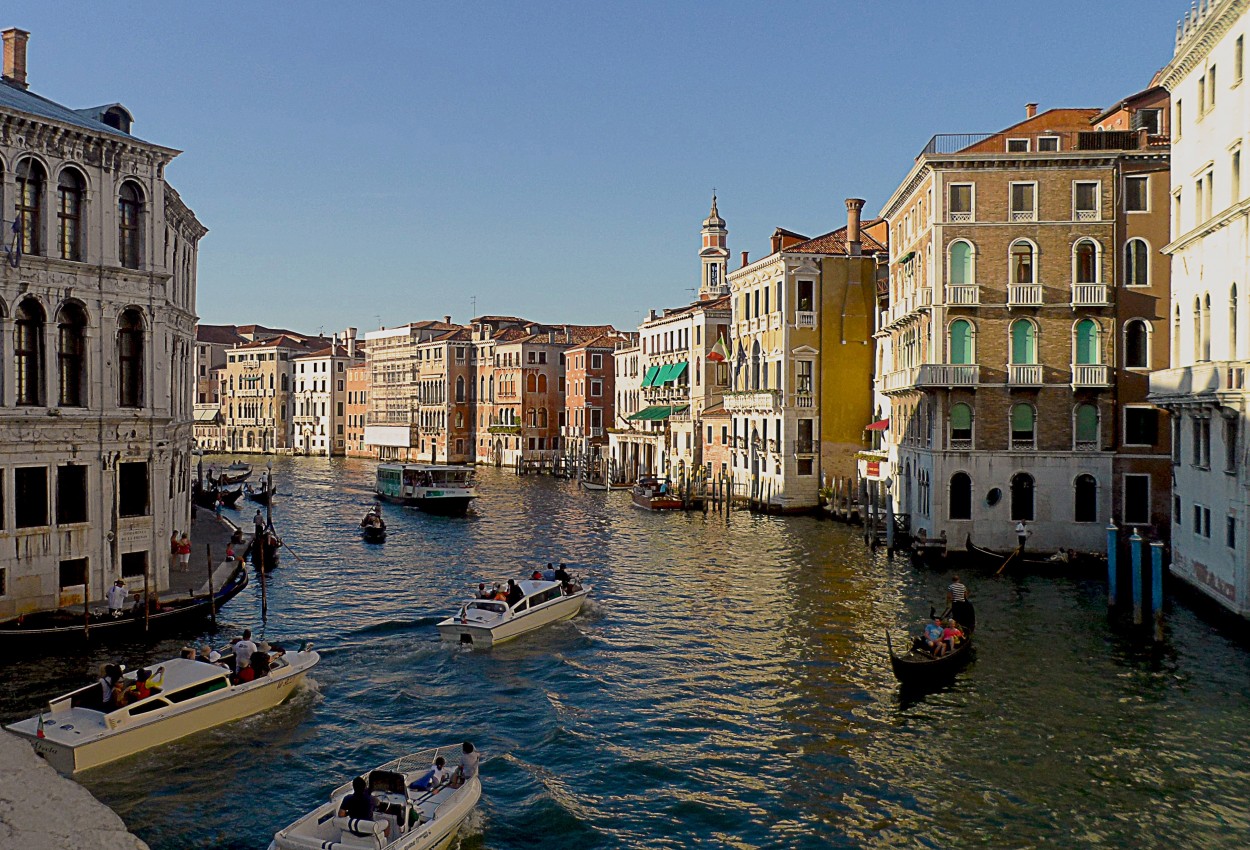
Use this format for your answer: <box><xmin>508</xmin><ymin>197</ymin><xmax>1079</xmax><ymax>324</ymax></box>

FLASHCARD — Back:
<box><xmin>1150</xmin><ymin>0</ymin><xmax>1250</xmax><ymax>616</ymax></box>
<box><xmin>292</xmin><ymin>331</ymin><xmax>361</xmax><ymax>457</ymax></box>
<box><xmin>876</xmin><ymin>101</ymin><xmax>1172</xmax><ymax>552</ymax></box>
<box><xmin>0</xmin><ymin>30</ymin><xmax>206</xmax><ymax>617</ymax></box>
<box><xmin>345</xmin><ymin>360</ymin><xmax>370</xmax><ymax>457</ymax></box>
<box><xmin>724</xmin><ymin>200</ymin><xmax>884</xmax><ymax>510</ymax></box>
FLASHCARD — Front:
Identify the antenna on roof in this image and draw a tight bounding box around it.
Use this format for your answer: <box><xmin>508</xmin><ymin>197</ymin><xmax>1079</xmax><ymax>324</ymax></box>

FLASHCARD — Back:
<box><xmin>470</xmin><ymin>295</ymin><xmax>477</xmax><ymax>317</ymax></box>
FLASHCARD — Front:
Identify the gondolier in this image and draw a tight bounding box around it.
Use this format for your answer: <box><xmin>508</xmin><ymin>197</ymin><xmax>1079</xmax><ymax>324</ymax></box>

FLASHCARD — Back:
<box><xmin>1015</xmin><ymin>521</ymin><xmax>1030</xmax><ymax>550</ymax></box>
<box><xmin>946</xmin><ymin>575</ymin><xmax>975</xmax><ymax>632</ymax></box>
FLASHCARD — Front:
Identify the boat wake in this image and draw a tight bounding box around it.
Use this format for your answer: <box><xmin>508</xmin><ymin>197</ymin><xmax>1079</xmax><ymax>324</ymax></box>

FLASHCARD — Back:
<box><xmin>348</xmin><ymin>616</ymin><xmax>443</xmax><ymax>638</ymax></box>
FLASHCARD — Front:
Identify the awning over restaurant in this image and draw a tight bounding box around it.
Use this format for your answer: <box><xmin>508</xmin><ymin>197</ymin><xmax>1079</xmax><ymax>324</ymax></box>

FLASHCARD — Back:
<box><xmin>640</xmin><ymin>365</ymin><xmax>660</xmax><ymax>387</ymax></box>
<box><xmin>865</xmin><ymin>418</ymin><xmax>890</xmax><ymax>431</ymax></box>
<box><xmin>627</xmin><ymin>404</ymin><xmax>690</xmax><ymax>421</ymax></box>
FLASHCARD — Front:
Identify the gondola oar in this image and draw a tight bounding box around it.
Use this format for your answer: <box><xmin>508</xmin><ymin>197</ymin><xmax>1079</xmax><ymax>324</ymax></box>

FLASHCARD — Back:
<box><xmin>995</xmin><ymin>545</ymin><xmax>1023</xmax><ymax>576</ymax></box>
<box><xmin>276</xmin><ymin>535</ymin><xmax>304</xmax><ymax>562</ymax></box>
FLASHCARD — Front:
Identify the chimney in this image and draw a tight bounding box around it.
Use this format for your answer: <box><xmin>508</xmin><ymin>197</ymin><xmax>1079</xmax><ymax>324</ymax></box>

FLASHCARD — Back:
<box><xmin>3</xmin><ymin>29</ymin><xmax>28</xmax><ymax>90</ymax></box>
<box><xmin>770</xmin><ymin>233</ymin><xmax>782</xmax><ymax>254</ymax></box>
<box><xmin>1025</xmin><ymin>102</ymin><xmax>1038</xmax><ymax>119</ymax></box>
<box><xmin>741</xmin><ymin>250</ymin><xmax>750</xmax><ymax>268</ymax></box>
<box><xmin>346</xmin><ymin>327</ymin><xmax>357</xmax><ymax>358</ymax></box>
<box><xmin>443</xmin><ymin>315</ymin><xmax>451</xmax><ymax>324</ymax></box>
<box><xmin>845</xmin><ymin>198</ymin><xmax>865</xmax><ymax>257</ymax></box>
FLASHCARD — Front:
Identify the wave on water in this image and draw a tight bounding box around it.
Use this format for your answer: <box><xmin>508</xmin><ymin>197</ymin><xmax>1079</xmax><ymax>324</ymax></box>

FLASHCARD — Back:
<box><xmin>349</xmin><ymin>615</ymin><xmax>445</xmax><ymax>637</ymax></box>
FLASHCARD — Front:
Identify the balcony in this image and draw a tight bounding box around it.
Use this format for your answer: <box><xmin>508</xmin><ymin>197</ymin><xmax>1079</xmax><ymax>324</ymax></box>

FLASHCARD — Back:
<box><xmin>796</xmin><ymin>311</ymin><xmax>816</xmax><ymax>328</ymax></box>
<box><xmin>949</xmin><ymin>211</ymin><xmax>972</xmax><ymax>223</ymax></box>
<box><xmin>1011</xmin><ymin>438</ymin><xmax>1037</xmax><ymax>451</ymax></box>
<box><xmin>1149</xmin><ymin>360</ymin><xmax>1249</xmax><ymax>405</ymax></box>
<box><xmin>1072</xmin><ymin>364</ymin><xmax>1110</xmax><ymax>388</ymax></box>
<box><xmin>916</xmin><ymin>364</ymin><xmax>980</xmax><ymax>387</ymax></box>
<box><xmin>488</xmin><ymin>424</ymin><xmax>521</xmax><ymax>435</ymax></box>
<box><xmin>1074</xmin><ymin>439</ymin><xmax>1100</xmax><ymax>452</ymax></box>
<box><xmin>946</xmin><ymin>284</ymin><xmax>979</xmax><ymax>306</ymax></box>
<box><xmin>1071</xmin><ymin>284</ymin><xmax>1109</xmax><ymax>307</ymax></box>
<box><xmin>793</xmin><ymin>438</ymin><xmax>819</xmax><ymax>455</ymax></box>
<box><xmin>795</xmin><ymin>392</ymin><xmax>815</xmax><ymax>408</ymax></box>
<box><xmin>723</xmin><ymin>390</ymin><xmax>783</xmax><ymax>412</ymax></box>
<box><xmin>1009</xmin><ymin>364</ymin><xmax>1043</xmax><ymax>386</ymax></box>
<box><xmin>920</xmin><ymin>129</ymin><xmax>1146</xmax><ymax>157</ymax></box>
<box><xmin>880</xmin><ymin>368</ymin><xmax>917</xmax><ymax>394</ymax></box>
<box><xmin>1010</xmin><ymin>210</ymin><xmax>1036</xmax><ymax>223</ymax></box>
<box><xmin>1075</xmin><ymin>209</ymin><xmax>1099</xmax><ymax>222</ymax></box>
<box><xmin>1008</xmin><ymin>284</ymin><xmax>1043</xmax><ymax>307</ymax></box>
<box><xmin>949</xmin><ymin>437</ymin><xmax>973</xmax><ymax>451</ymax></box>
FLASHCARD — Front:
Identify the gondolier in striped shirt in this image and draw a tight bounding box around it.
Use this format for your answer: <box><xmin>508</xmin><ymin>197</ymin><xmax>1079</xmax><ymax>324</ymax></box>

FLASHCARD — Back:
<box><xmin>946</xmin><ymin>575</ymin><xmax>974</xmax><ymax>633</ymax></box>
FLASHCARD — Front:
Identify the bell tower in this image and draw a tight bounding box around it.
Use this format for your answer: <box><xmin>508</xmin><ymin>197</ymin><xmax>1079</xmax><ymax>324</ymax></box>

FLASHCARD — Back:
<box><xmin>699</xmin><ymin>194</ymin><xmax>729</xmax><ymax>300</ymax></box>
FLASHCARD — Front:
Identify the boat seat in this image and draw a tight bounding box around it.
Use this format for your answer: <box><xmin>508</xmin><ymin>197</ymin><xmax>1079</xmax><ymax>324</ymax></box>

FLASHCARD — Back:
<box><xmin>331</xmin><ymin>817</ymin><xmax>386</xmax><ymax>849</ymax></box>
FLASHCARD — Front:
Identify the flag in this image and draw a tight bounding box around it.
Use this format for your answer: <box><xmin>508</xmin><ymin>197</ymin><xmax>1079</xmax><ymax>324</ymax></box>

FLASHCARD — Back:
<box><xmin>4</xmin><ymin>218</ymin><xmax>20</xmax><ymax>269</ymax></box>
<box><xmin>707</xmin><ymin>336</ymin><xmax>728</xmax><ymax>363</ymax></box>
<box><xmin>36</xmin><ymin>711</ymin><xmax>45</xmax><ymax>738</ymax></box>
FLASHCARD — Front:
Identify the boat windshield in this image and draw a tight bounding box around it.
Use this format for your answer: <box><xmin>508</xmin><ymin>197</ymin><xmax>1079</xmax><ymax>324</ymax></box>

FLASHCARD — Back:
<box><xmin>466</xmin><ymin>601</ymin><xmax>506</xmax><ymax>614</ymax></box>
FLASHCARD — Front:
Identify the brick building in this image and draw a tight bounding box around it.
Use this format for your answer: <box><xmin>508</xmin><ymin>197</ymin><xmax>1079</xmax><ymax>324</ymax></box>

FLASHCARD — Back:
<box><xmin>345</xmin><ymin>361</ymin><xmax>370</xmax><ymax>457</ymax></box>
<box><xmin>876</xmin><ymin>100</ymin><xmax>1172</xmax><ymax>552</ymax></box>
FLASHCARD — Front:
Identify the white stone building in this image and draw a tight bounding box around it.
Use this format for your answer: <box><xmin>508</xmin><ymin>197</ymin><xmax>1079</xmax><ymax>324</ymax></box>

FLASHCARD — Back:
<box><xmin>0</xmin><ymin>30</ymin><xmax>205</xmax><ymax>618</ymax></box>
<box><xmin>292</xmin><ymin>331</ymin><xmax>362</xmax><ymax>456</ymax></box>
<box><xmin>1150</xmin><ymin>0</ymin><xmax>1250</xmax><ymax>616</ymax></box>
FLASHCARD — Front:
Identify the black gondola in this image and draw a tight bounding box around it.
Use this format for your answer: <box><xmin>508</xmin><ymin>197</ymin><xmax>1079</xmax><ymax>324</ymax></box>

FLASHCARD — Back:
<box><xmin>0</xmin><ymin>565</ymin><xmax>249</xmax><ymax>649</ymax></box>
<box><xmin>886</xmin><ymin>627</ymin><xmax>974</xmax><ymax>685</ymax></box>
<box><xmin>360</xmin><ymin>509</ymin><xmax>387</xmax><ymax>543</ymax></box>
<box><xmin>964</xmin><ymin>536</ymin><xmax>1076</xmax><ymax>572</ymax></box>
<box><xmin>245</xmin><ymin>484</ymin><xmax>272</xmax><ymax>505</ymax></box>
<box><xmin>886</xmin><ymin>603</ymin><xmax>976</xmax><ymax>686</ymax></box>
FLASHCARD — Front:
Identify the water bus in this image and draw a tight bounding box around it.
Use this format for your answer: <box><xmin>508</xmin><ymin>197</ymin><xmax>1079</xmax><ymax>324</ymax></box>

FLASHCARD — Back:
<box><xmin>374</xmin><ymin>464</ymin><xmax>478</xmax><ymax>516</ymax></box>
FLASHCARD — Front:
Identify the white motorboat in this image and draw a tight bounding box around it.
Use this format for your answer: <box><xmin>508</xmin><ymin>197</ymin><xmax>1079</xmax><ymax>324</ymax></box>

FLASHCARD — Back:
<box><xmin>437</xmin><ymin>578</ymin><xmax>590</xmax><ymax>647</ymax></box>
<box><xmin>5</xmin><ymin>646</ymin><xmax>319</xmax><ymax>774</ymax></box>
<box><xmin>268</xmin><ymin>746</ymin><xmax>481</xmax><ymax>850</ymax></box>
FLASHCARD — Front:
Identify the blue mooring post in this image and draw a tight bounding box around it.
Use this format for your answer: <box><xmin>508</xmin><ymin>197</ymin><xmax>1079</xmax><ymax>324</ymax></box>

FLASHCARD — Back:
<box><xmin>1106</xmin><ymin>521</ymin><xmax>1118</xmax><ymax>608</ymax></box>
<box><xmin>1151</xmin><ymin>541</ymin><xmax>1165</xmax><ymax>643</ymax></box>
<box><xmin>1130</xmin><ymin>528</ymin><xmax>1143</xmax><ymax>625</ymax></box>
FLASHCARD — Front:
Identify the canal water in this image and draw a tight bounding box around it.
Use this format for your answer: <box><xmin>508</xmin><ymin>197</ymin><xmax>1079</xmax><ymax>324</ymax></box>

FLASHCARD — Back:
<box><xmin>3</xmin><ymin>457</ymin><xmax>1250</xmax><ymax>849</ymax></box>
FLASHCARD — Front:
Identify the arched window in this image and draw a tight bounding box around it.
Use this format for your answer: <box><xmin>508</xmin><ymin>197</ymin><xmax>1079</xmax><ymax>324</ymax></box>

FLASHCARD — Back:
<box><xmin>15</xmin><ymin>299</ymin><xmax>46</xmax><ymax>406</ymax></box>
<box><xmin>56</xmin><ymin>303</ymin><xmax>87</xmax><ymax>407</ymax></box>
<box><xmin>1010</xmin><ymin>320</ymin><xmax>1037</xmax><ymax>364</ymax></box>
<box><xmin>949</xmin><ymin>402</ymin><xmax>973</xmax><ymax>448</ymax></box>
<box><xmin>1202</xmin><ymin>293</ymin><xmax>1212</xmax><ymax>361</ymax></box>
<box><xmin>1074</xmin><ymin>474</ymin><xmax>1098</xmax><ymax>522</ymax></box>
<box><xmin>281</xmin><ymin>374</ymin><xmax>288</xmax><ymax>391</ymax></box>
<box><xmin>537</xmin><ymin>374</ymin><xmax>548</xmax><ymax>392</ymax></box>
<box><xmin>1124</xmin><ymin>238</ymin><xmax>1149</xmax><ymax>286</ymax></box>
<box><xmin>526</xmin><ymin>373</ymin><xmax>537</xmax><ymax>393</ymax></box>
<box><xmin>949</xmin><ymin>319</ymin><xmax>974</xmax><ymax>364</ymax></box>
<box><xmin>1075</xmin><ymin>403</ymin><xmax>1099</xmax><ymax>449</ymax></box>
<box><xmin>538</xmin><ymin>407</ymin><xmax>548</xmax><ymax>427</ymax></box>
<box><xmin>1010</xmin><ymin>240</ymin><xmax>1035</xmax><ymax>283</ymax></box>
<box><xmin>751</xmin><ymin>340</ymin><xmax>761</xmax><ymax>390</ymax></box>
<box><xmin>1124</xmin><ymin>319</ymin><xmax>1149</xmax><ymax>368</ymax></box>
<box><xmin>1074</xmin><ymin>239</ymin><xmax>1099</xmax><ymax>284</ymax></box>
<box><xmin>16</xmin><ymin>158</ymin><xmax>45</xmax><ymax>256</ymax></box>
<box><xmin>1231</xmin><ymin>284</ymin><xmax>1240</xmax><ymax>360</ymax></box>
<box><xmin>1193</xmin><ymin>296</ymin><xmax>1203</xmax><ymax>362</ymax></box>
<box><xmin>1011</xmin><ymin>403</ymin><xmax>1036</xmax><ymax>448</ymax></box>
<box><xmin>1075</xmin><ymin>319</ymin><xmax>1099</xmax><ymax>365</ymax></box>
<box><xmin>118</xmin><ymin>181</ymin><xmax>143</xmax><ymax>269</ymax></box>
<box><xmin>949</xmin><ymin>240</ymin><xmax>973</xmax><ymax>285</ymax></box>
<box><xmin>1173</xmin><ymin>304</ymin><xmax>1182</xmax><ymax>361</ymax></box>
<box><xmin>57</xmin><ymin>168</ymin><xmax>85</xmax><ymax>261</ymax></box>
<box><xmin>1011</xmin><ymin>472</ymin><xmax>1035</xmax><ymax>521</ymax></box>
<box><xmin>118</xmin><ymin>308</ymin><xmax>144</xmax><ymax>408</ymax></box>
<box><xmin>949</xmin><ymin>472</ymin><xmax>972</xmax><ymax>520</ymax></box>
<box><xmin>455</xmin><ymin>376</ymin><xmax>465</xmax><ymax>402</ymax></box>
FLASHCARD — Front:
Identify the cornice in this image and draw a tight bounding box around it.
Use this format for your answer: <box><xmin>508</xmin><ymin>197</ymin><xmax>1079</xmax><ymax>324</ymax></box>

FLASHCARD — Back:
<box><xmin>1162</xmin><ymin>196</ymin><xmax>1250</xmax><ymax>253</ymax></box>
<box><xmin>1160</xmin><ymin>0</ymin><xmax>1250</xmax><ymax>89</ymax></box>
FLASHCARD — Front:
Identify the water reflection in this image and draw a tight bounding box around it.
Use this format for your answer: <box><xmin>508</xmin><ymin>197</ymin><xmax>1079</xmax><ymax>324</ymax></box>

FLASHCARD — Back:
<box><xmin>1</xmin><ymin>458</ymin><xmax>1248</xmax><ymax>848</ymax></box>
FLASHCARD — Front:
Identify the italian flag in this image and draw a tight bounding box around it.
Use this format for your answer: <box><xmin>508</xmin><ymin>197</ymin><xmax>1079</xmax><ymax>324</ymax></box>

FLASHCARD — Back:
<box><xmin>708</xmin><ymin>336</ymin><xmax>728</xmax><ymax>363</ymax></box>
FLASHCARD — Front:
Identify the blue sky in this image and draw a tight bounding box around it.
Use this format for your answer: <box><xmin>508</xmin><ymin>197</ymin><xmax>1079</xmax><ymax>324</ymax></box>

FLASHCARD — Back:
<box><xmin>13</xmin><ymin>0</ymin><xmax>1184</xmax><ymax>334</ymax></box>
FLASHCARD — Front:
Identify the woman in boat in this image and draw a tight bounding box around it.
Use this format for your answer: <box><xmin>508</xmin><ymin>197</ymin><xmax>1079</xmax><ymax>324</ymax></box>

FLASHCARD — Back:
<box><xmin>941</xmin><ymin>620</ymin><xmax>964</xmax><ymax>654</ymax></box>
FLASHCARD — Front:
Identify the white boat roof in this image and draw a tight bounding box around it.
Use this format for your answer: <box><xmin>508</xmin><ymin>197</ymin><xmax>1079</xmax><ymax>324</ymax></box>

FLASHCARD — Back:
<box><xmin>377</xmin><ymin>463</ymin><xmax>474</xmax><ymax>472</ymax></box>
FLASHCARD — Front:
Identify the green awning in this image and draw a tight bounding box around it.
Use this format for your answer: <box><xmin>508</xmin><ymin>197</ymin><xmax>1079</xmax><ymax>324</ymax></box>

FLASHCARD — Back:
<box><xmin>640</xmin><ymin>365</ymin><xmax>660</xmax><ymax>387</ymax></box>
<box><xmin>665</xmin><ymin>361</ymin><xmax>689</xmax><ymax>383</ymax></box>
<box><xmin>626</xmin><ymin>404</ymin><xmax>689</xmax><ymax>421</ymax></box>
<box><xmin>653</xmin><ymin>364</ymin><xmax>674</xmax><ymax>385</ymax></box>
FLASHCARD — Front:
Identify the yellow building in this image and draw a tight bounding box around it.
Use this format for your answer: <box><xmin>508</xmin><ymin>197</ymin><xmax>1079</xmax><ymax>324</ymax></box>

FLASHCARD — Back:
<box><xmin>724</xmin><ymin>199</ymin><xmax>885</xmax><ymax>510</ymax></box>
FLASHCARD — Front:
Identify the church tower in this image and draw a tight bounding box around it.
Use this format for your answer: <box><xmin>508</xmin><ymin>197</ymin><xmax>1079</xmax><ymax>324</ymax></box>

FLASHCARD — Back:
<box><xmin>699</xmin><ymin>194</ymin><xmax>729</xmax><ymax>300</ymax></box>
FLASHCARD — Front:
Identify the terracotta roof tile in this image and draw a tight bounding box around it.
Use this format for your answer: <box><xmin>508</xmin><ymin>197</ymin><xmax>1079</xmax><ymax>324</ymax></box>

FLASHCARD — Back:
<box><xmin>784</xmin><ymin>219</ymin><xmax>888</xmax><ymax>256</ymax></box>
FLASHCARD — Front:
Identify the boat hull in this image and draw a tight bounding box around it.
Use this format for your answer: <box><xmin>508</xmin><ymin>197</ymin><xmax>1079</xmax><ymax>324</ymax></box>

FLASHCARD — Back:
<box><xmin>437</xmin><ymin>591</ymin><xmax>587</xmax><ymax>647</ymax></box>
<box><xmin>631</xmin><ymin>493</ymin><xmax>684</xmax><ymax>510</ymax></box>
<box><xmin>888</xmin><ymin>635</ymin><xmax>973</xmax><ymax>686</ymax></box>
<box><xmin>415</xmin><ymin>495</ymin><xmax>477</xmax><ymax>516</ymax></box>
<box><xmin>361</xmin><ymin>526</ymin><xmax>387</xmax><ymax>543</ymax></box>
<box><xmin>8</xmin><ymin>653</ymin><xmax>316</xmax><ymax>774</ymax></box>
<box><xmin>0</xmin><ymin>566</ymin><xmax>249</xmax><ymax>649</ymax></box>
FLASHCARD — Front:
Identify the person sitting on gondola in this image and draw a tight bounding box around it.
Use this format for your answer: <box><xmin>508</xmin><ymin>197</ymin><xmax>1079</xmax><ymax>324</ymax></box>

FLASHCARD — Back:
<box><xmin>922</xmin><ymin>616</ymin><xmax>945</xmax><ymax>656</ymax></box>
<box><xmin>941</xmin><ymin>620</ymin><xmax>964</xmax><ymax>654</ymax></box>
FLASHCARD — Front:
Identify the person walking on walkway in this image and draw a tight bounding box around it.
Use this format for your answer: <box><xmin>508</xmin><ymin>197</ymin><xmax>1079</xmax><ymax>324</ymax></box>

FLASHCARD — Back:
<box><xmin>177</xmin><ymin>533</ymin><xmax>192</xmax><ymax>568</ymax></box>
<box><xmin>107</xmin><ymin>579</ymin><xmax>128</xmax><ymax>617</ymax></box>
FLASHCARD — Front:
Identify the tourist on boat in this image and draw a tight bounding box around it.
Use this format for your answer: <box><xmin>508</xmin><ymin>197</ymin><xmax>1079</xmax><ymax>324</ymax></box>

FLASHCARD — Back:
<box><xmin>129</xmin><ymin>667</ymin><xmax>164</xmax><ymax>701</ymax></box>
<box><xmin>98</xmin><ymin>664</ymin><xmax>121</xmax><ymax>709</ymax></box>
<box><xmin>231</xmin><ymin>629</ymin><xmax>257</xmax><ymax>673</ymax></box>
<box><xmin>180</xmin><ymin>646</ymin><xmax>196</xmax><ymax>660</ymax></box>
<box><xmin>506</xmin><ymin>580</ymin><xmax>523</xmax><ymax>607</ymax></box>
<box><xmin>553</xmin><ymin>564</ymin><xmax>571</xmax><ymax>585</ymax></box>
<box><xmin>476</xmin><ymin>583</ymin><xmax>491</xmax><ymax>599</ymax></box>
<box><xmin>531</xmin><ymin>570</ymin><xmax>543</xmax><ymax>580</ymax></box>
<box><xmin>922</xmin><ymin>616</ymin><xmax>945</xmax><ymax>656</ymax></box>
<box><xmin>492</xmin><ymin>583</ymin><xmax>507</xmax><ymax>601</ymax></box>
<box><xmin>106</xmin><ymin>579</ymin><xmax>128</xmax><ymax>617</ymax></box>
<box><xmin>337</xmin><ymin>776</ymin><xmax>381</xmax><ymax>825</ymax></box>
<box><xmin>111</xmin><ymin>676</ymin><xmax>130</xmax><ymax>709</ymax></box>
<box><xmin>941</xmin><ymin>620</ymin><xmax>964</xmax><ymax>654</ymax></box>
<box><xmin>451</xmin><ymin>741</ymin><xmax>479</xmax><ymax>788</ymax></box>
<box><xmin>412</xmin><ymin>756</ymin><xmax>449</xmax><ymax>792</ymax></box>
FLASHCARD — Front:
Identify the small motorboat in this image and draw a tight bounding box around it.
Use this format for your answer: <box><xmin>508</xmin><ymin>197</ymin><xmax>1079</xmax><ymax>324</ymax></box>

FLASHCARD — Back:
<box><xmin>5</xmin><ymin>643</ymin><xmax>319</xmax><ymax>773</ymax></box>
<box><xmin>0</xmin><ymin>565</ymin><xmax>249</xmax><ymax>649</ymax></box>
<box><xmin>437</xmin><ymin>577</ymin><xmax>589</xmax><ymax>647</ymax></box>
<box><xmin>886</xmin><ymin>605</ymin><xmax>975</xmax><ymax>686</ymax></box>
<box><xmin>361</xmin><ymin>508</ymin><xmax>387</xmax><ymax>543</ymax></box>
<box><xmin>267</xmin><ymin>746</ymin><xmax>481</xmax><ymax>850</ymax></box>
<box><xmin>631</xmin><ymin>477</ymin><xmax>683</xmax><ymax>510</ymax></box>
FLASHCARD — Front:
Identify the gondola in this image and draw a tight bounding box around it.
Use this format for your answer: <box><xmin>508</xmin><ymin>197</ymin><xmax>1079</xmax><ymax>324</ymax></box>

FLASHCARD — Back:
<box><xmin>245</xmin><ymin>483</ymin><xmax>272</xmax><ymax>505</ymax></box>
<box><xmin>360</xmin><ymin>509</ymin><xmax>387</xmax><ymax>542</ymax></box>
<box><xmin>886</xmin><ymin>628</ymin><xmax>974</xmax><ymax>685</ymax></box>
<box><xmin>0</xmin><ymin>564</ymin><xmax>249</xmax><ymax>649</ymax></box>
<box><xmin>964</xmin><ymin>536</ymin><xmax>1077</xmax><ymax>572</ymax></box>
